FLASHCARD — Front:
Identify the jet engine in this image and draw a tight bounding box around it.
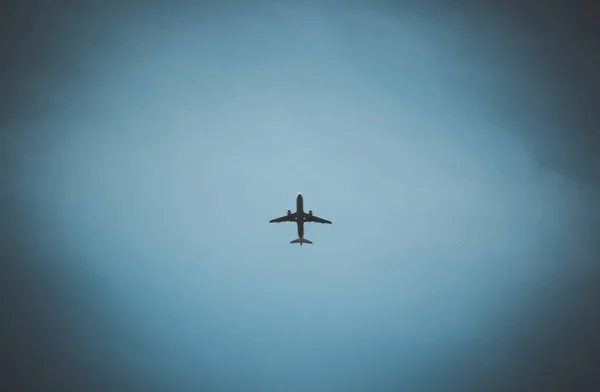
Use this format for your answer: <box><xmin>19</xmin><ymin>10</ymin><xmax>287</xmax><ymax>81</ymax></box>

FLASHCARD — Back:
<box><xmin>287</xmin><ymin>210</ymin><xmax>292</xmax><ymax>215</ymax></box>
<box><xmin>308</xmin><ymin>210</ymin><xmax>313</xmax><ymax>215</ymax></box>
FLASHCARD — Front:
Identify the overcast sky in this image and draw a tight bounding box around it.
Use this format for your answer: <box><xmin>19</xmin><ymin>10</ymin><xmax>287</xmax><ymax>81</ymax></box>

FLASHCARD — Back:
<box><xmin>2</xmin><ymin>2</ymin><xmax>599</xmax><ymax>391</ymax></box>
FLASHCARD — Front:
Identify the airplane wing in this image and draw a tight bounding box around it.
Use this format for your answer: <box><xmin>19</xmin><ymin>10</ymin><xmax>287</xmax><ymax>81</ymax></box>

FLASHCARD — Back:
<box><xmin>269</xmin><ymin>213</ymin><xmax>296</xmax><ymax>223</ymax></box>
<box><xmin>305</xmin><ymin>214</ymin><xmax>332</xmax><ymax>224</ymax></box>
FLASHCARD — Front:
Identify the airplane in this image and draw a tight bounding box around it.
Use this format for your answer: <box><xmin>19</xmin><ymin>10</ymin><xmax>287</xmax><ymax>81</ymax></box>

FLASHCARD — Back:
<box><xmin>269</xmin><ymin>192</ymin><xmax>332</xmax><ymax>245</ymax></box>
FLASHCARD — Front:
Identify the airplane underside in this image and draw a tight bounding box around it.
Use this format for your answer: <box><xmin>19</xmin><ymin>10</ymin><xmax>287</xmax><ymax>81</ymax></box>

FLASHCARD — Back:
<box><xmin>269</xmin><ymin>193</ymin><xmax>332</xmax><ymax>245</ymax></box>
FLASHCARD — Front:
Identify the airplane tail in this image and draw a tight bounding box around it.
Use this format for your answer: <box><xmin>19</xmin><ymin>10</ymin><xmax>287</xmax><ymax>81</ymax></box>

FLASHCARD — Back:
<box><xmin>290</xmin><ymin>238</ymin><xmax>313</xmax><ymax>245</ymax></box>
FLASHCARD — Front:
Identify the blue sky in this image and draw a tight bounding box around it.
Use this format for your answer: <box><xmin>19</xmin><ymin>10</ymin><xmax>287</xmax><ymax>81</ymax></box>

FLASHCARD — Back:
<box><xmin>10</xmin><ymin>3</ymin><xmax>598</xmax><ymax>391</ymax></box>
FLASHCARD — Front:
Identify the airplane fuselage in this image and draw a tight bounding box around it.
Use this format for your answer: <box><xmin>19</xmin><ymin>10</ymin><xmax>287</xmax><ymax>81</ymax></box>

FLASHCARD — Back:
<box><xmin>296</xmin><ymin>193</ymin><xmax>305</xmax><ymax>244</ymax></box>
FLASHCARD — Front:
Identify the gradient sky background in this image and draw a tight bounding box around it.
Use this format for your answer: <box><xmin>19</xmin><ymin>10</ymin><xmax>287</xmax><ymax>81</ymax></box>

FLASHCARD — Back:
<box><xmin>2</xmin><ymin>1</ymin><xmax>599</xmax><ymax>391</ymax></box>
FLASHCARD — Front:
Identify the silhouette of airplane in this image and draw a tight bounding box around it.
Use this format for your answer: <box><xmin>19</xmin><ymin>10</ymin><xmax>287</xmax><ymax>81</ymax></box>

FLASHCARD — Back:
<box><xmin>269</xmin><ymin>193</ymin><xmax>332</xmax><ymax>245</ymax></box>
